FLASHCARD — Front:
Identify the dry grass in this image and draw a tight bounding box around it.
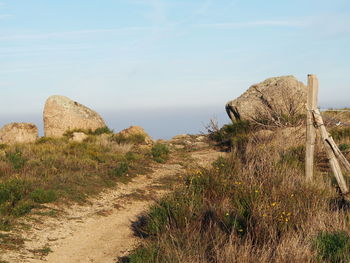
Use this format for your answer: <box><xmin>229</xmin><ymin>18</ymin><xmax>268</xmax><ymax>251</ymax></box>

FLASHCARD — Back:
<box><xmin>124</xmin><ymin>123</ymin><xmax>350</xmax><ymax>263</ymax></box>
<box><xmin>0</xmin><ymin>133</ymin><xmax>152</xmax><ymax>230</ymax></box>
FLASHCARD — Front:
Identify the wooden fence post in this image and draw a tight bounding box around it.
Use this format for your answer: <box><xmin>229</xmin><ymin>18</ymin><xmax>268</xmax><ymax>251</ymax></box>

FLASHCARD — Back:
<box><xmin>305</xmin><ymin>74</ymin><xmax>318</xmax><ymax>181</ymax></box>
<box><xmin>313</xmin><ymin>109</ymin><xmax>349</xmax><ymax>194</ymax></box>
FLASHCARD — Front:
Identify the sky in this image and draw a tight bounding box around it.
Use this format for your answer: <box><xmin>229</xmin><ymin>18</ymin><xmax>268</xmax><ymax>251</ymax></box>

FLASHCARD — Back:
<box><xmin>0</xmin><ymin>0</ymin><xmax>350</xmax><ymax>138</ymax></box>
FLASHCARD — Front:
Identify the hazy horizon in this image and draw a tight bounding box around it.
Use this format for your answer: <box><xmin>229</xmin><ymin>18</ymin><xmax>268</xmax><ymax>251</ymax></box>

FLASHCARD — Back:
<box><xmin>1</xmin><ymin>98</ymin><xmax>349</xmax><ymax>140</ymax></box>
<box><xmin>0</xmin><ymin>104</ymin><xmax>229</xmax><ymax>140</ymax></box>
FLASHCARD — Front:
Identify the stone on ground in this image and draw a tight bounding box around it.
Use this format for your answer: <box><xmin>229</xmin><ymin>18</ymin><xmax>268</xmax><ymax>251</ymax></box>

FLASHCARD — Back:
<box><xmin>117</xmin><ymin>126</ymin><xmax>153</xmax><ymax>144</ymax></box>
<box><xmin>70</xmin><ymin>132</ymin><xmax>88</xmax><ymax>143</ymax></box>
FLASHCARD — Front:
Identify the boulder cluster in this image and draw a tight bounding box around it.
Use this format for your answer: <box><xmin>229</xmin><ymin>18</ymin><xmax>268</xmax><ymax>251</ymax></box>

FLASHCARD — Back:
<box><xmin>0</xmin><ymin>95</ymin><xmax>152</xmax><ymax>145</ymax></box>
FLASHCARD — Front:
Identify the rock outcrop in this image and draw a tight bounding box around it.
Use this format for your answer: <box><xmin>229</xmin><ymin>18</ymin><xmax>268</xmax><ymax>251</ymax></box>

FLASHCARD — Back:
<box><xmin>44</xmin><ymin>95</ymin><xmax>106</xmax><ymax>137</ymax></box>
<box><xmin>0</xmin><ymin>123</ymin><xmax>38</xmax><ymax>144</ymax></box>
<box><xmin>118</xmin><ymin>126</ymin><xmax>153</xmax><ymax>144</ymax></box>
<box><xmin>226</xmin><ymin>76</ymin><xmax>307</xmax><ymax>122</ymax></box>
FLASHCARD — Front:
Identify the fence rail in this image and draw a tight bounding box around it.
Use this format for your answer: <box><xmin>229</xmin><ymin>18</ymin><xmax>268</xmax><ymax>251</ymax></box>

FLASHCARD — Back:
<box><xmin>305</xmin><ymin>75</ymin><xmax>350</xmax><ymax>196</ymax></box>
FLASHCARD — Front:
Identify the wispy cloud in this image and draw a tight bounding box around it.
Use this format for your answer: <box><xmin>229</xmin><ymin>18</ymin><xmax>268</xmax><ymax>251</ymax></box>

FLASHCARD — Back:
<box><xmin>198</xmin><ymin>20</ymin><xmax>305</xmax><ymax>28</ymax></box>
<box><xmin>194</xmin><ymin>0</ymin><xmax>213</xmax><ymax>15</ymax></box>
<box><xmin>0</xmin><ymin>26</ymin><xmax>154</xmax><ymax>41</ymax></box>
<box><xmin>0</xmin><ymin>14</ymin><xmax>12</xmax><ymax>19</ymax></box>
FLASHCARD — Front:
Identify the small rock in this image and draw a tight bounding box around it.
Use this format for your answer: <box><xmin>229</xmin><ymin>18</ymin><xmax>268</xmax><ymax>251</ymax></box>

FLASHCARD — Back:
<box><xmin>117</xmin><ymin>126</ymin><xmax>153</xmax><ymax>144</ymax></box>
<box><xmin>172</xmin><ymin>134</ymin><xmax>190</xmax><ymax>140</ymax></box>
<box><xmin>70</xmin><ymin>132</ymin><xmax>88</xmax><ymax>143</ymax></box>
<box><xmin>195</xmin><ymin>136</ymin><xmax>206</xmax><ymax>142</ymax></box>
<box><xmin>174</xmin><ymin>144</ymin><xmax>185</xmax><ymax>149</ymax></box>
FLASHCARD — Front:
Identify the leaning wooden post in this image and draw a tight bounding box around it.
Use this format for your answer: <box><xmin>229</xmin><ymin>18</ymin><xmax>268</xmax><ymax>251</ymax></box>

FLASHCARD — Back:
<box><xmin>305</xmin><ymin>74</ymin><xmax>318</xmax><ymax>181</ymax></box>
<box><xmin>313</xmin><ymin>108</ymin><xmax>349</xmax><ymax>195</ymax></box>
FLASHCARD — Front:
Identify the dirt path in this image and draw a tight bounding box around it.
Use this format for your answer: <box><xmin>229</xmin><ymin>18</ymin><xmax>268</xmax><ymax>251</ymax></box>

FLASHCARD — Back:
<box><xmin>2</xmin><ymin>148</ymin><xmax>225</xmax><ymax>263</ymax></box>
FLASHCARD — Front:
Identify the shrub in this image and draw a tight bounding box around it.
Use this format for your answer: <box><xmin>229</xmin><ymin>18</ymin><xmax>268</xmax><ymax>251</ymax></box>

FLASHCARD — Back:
<box><xmin>123</xmin><ymin>245</ymin><xmax>159</xmax><ymax>263</ymax></box>
<box><xmin>112</xmin><ymin>134</ymin><xmax>146</xmax><ymax>144</ymax></box>
<box><xmin>0</xmin><ymin>179</ymin><xmax>31</xmax><ymax>216</ymax></box>
<box><xmin>5</xmin><ymin>149</ymin><xmax>26</xmax><ymax>170</ymax></box>
<box><xmin>314</xmin><ymin>231</ymin><xmax>350</xmax><ymax>263</ymax></box>
<box><xmin>151</xmin><ymin>143</ymin><xmax>169</xmax><ymax>163</ymax></box>
<box><xmin>111</xmin><ymin>162</ymin><xmax>129</xmax><ymax>178</ymax></box>
<box><xmin>339</xmin><ymin>143</ymin><xmax>350</xmax><ymax>152</ymax></box>
<box><xmin>330</xmin><ymin>127</ymin><xmax>350</xmax><ymax>141</ymax></box>
<box><xmin>12</xmin><ymin>201</ymin><xmax>35</xmax><ymax>217</ymax></box>
<box><xmin>30</xmin><ymin>189</ymin><xmax>57</xmax><ymax>204</ymax></box>
<box><xmin>90</xmin><ymin>126</ymin><xmax>113</xmax><ymax>135</ymax></box>
<box><xmin>279</xmin><ymin>145</ymin><xmax>305</xmax><ymax>168</ymax></box>
<box><xmin>0</xmin><ymin>179</ymin><xmax>29</xmax><ymax>206</ymax></box>
<box><xmin>209</xmin><ymin>121</ymin><xmax>251</xmax><ymax>145</ymax></box>
<box><xmin>64</xmin><ymin>126</ymin><xmax>113</xmax><ymax>138</ymax></box>
<box><xmin>0</xmin><ymin>144</ymin><xmax>7</xmax><ymax>150</ymax></box>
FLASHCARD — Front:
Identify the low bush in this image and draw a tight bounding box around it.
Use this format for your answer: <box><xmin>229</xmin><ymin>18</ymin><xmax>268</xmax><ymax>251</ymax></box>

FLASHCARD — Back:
<box><xmin>30</xmin><ymin>189</ymin><xmax>57</xmax><ymax>204</ymax></box>
<box><xmin>0</xmin><ymin>144</ymin><xmax>7</xmax><ymax>150</ymax></box>
<box><xmin>330</xmin><ymin>127</ymin><xmax>350</xmax><ymax>141</ymax></box>
<box><xmin>314</xmin><ymin>231</ymin><xmax>350</xmax><ymax>263</ymax></box>
<box><xmin>151</xmin><ymin>144</ymin><xmax>169</xmax><ymax>163</ymax></box>
<box><xmin>339</xmin><ymin>143</ymin><xmax>350</xmax><ymax>152</ymax></box>
<box><xmin>209</xmin><ymin>121</ymin><xmax>251</xmax><ymax>145</ymax></box>
<box><xmin>112</xmin><ymin>134</ymin><xmax>146</xmax><ymax>144</ymax></box>
<box><xmin>111</xmin><ymin>162</ymin><xmax>129</xmax><ymax>178</ymax></box>
<box><xmin>64</xmin><ymin>126</ymin><xmax>113</xmax><ymax>138</ymax></box>
<box><xmin>124</xmin><ymin>245</ymin><xmax>159</xmax><ymax>263</ymax></box>
<box><xmin>0</xmin><ymin>179</ymin><xmax>32</xmax><ymax>216</ymax></box>
<box><xmin>279</xmin><ymin>145</ymin><xmax>305</xmax><ymax>168</ymax></box>
<box><xmin>5</xmin><ymin>149</ymin><xmax>26</xmax><ymax>170</ymax></box>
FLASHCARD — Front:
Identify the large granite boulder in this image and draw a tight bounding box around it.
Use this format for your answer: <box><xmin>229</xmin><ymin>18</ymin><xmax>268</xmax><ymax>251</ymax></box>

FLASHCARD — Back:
<box><xmin>0</xmin><ymin>123</ymin><xmax>38</xmax><ymax>144</ymax></box>
<box><xmin>44</xmin><ymin>95</ymin><xmax>106</xmax><ymax>137</ymax></box>
<box><xmin>226</xmin><ymin>76</ymin><xmax>307</xmax><ymax>122</ymax></box>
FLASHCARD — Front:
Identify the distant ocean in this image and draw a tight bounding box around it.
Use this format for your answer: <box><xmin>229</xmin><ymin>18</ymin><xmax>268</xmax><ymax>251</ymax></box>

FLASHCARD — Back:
<box><xmin>0</xmin><ymin>105</ymin><xmax>230</xmax><ymax>140</ymax></box>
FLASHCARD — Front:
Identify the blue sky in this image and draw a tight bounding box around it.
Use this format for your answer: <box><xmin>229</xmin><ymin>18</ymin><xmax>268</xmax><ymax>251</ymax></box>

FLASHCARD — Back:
<box><xmin>0</xmin><ymin>0</ymin><xmax>350</xmax><ymax>138</ymax></box>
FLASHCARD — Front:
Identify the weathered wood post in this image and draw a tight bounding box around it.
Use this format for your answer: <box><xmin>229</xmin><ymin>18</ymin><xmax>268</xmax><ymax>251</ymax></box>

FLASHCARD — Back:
<box><xmin>305</xmin><ymin>74</ymin><xmax>318</xmax><ymax>181</ymax></box>
<box><xmin>313</xmin><ymin>108</ymin><xmax>349</xmax><ymax>194</ymax></box>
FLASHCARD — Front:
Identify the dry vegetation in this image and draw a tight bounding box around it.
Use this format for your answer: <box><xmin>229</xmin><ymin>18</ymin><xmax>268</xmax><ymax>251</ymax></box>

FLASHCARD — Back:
<box><xmin>123</xmin><ymin>119</ymin><xmax>350</xmax><ymax>263</ymax></box>
<box><xmin>0</xmin><ymin>128</ymin><xmax>166</xmax><ymax>232</ymax></box>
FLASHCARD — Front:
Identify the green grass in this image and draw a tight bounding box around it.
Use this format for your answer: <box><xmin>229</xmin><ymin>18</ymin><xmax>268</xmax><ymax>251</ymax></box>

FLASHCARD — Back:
<box><xmin>30</xmin><ymin>189</ymin><xmax>57</xmax><ymax>204</ymax></box>
<box><xmin>63</xmin><ymin>126</ymin><xmax>113</xmax><ymax>138</ymax></box>
<box><xmin>151</xmin><ymin>143</ymin><xmax>170</xmax><ymax>163</ymax></box>
<box><xmin>209</xmin><ymin>120</ymin><xmax>252</xmax><ymax>145</ymax></box>
<box><xmin>5</xmin><ymin>149</ymin><xmax>26</xmax><ymax>170</ymax></box>
<box><xmin>314</xmin><ymin>231</ymin><xmax>350</xmax><ymax>263</ymax></box>
<box><xmin>112</xmin><ymin>133</ymin><xmax>146</xmax><ymax>144</ymax></box>
<box><xmin>279</xmin><ymin>145</ymin><xmax>305</xmax><ymax>168</ymax></box>
<box><xmin>330</xmin><ymin>127</ymin><xmax>350</xmax><ymax>141</ymax></box>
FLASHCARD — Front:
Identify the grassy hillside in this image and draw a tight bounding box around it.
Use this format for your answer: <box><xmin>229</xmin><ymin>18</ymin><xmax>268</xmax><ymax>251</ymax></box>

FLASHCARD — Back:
<box><xmin>0</xmin><ymin>129</ymin><xmax>164</xmax><ymax>231</ymax></box>
<box><xmin>123</xmin><ymin>121</ymin><xmax>350</xmax><ymax>263</ymax></box>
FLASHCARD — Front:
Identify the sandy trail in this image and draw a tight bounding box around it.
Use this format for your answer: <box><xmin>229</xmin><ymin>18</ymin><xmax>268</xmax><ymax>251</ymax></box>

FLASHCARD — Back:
<box><xmin>2</xmin><ymin>148</ymin><xmax>225</xmax><ymax>263</ymax></box>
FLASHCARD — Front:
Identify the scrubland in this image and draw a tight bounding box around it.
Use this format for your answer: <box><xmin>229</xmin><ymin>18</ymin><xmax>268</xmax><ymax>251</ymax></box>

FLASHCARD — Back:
<box><xmin>0</xmin><ymin>128</ymin><xmax>170</xmax><ymax>233</ymax></box>
<box><xmin>124</xmin><ymin>116</ymin><xmax>350</xmax><ymax>263</ymax></box>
